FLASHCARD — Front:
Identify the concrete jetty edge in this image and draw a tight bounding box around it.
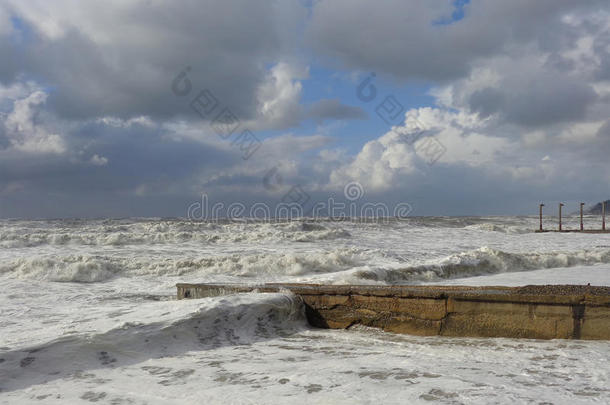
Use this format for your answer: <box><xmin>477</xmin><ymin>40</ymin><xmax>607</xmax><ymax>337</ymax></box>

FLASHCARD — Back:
<box><xmin>176</xmin><ymin>283</ymin><xmax>610</xmax><ymax>340</ymax></box>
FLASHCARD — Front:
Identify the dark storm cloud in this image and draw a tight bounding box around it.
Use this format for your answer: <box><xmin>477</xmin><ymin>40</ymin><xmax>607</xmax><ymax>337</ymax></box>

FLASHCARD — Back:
<box><xmin>2</xmin><ymin>0</ymin><xmax>302</xmax><ymax>121</ymax></box>
<box><xmin>307</xmin><ymin>99</ymin><xmax>367</xmax><ymax>123</ymax></box>
<box><xmin>0</xmin><ymin>0</ymin><xmax>609</xmax><ymax>218</ymax></box>
<box><xmin>0</xmin><ymin>123</ymin><xmax>9</xmax><ymax>148</ymax></box>
<box><xmin>306</xmin><ymin>0</ymin><xmax>472</xmax><ymax>81</ymax></box>
<box><xmin>306</xmin><ymin>0</ymin><xmax>607</xmax><ymax>82</ymax></box>
<box><xmin>306</xmin><ymin>0</ymin><xmax>609</xmax><ymax>134</ymax></box>
<box><xmin>504</xmin><ymin>74</ymin><xmax>597</xmax><ymax>127</ymax></box>
<box><xmin>469</xmin><ymin>74</ymin><xmax>598</xmax><ymax>127</ymax></box>
<box><xmin>0</xmin><ymin>121</ymin><xmax>236</xmax><ymax>194</ymax></box>
<box><xmin>593</xmin><ymin>30</ymin><xmax>610</xmax><ymax>81</ymax></box>
<box><xmin>0</xmin><ymin>41</ymin><xmax>17</xmax><ymax>83</ymax></box>
<box><xmin>468</xmin><ymin>88</ymin><xmax>504</xmax><ymax>119</ymax></box>
<box><xmin>69</xmin><ymin>124</ymin><xmax>236</xmax><ymax>192</ymax></box>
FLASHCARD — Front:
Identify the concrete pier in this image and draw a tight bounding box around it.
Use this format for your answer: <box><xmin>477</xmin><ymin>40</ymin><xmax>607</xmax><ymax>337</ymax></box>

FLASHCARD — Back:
<box><xmin>177</xmin><ymin>283</ymin><xmax>610</xmax><ymax>340</ymax></box>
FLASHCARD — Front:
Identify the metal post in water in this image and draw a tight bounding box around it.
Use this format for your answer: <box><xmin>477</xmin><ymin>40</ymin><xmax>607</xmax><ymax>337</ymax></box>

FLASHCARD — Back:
<box><xmin>580</xmin><ymin>203</ymin><xmax>585</xmax><ymax>231</ymax></box>
<box><xmin>604</xmin><ymin>201</ymin><xmax>606</xmax><ymax>231</ymax></box>
<box><xmin>539</xmin><ymin>203</ymin><xmax>544</xmax><ymax>231</ymax></box>
<box><xmin>559</xmin><ymin>203</ymin><xmax>564</xmax><ymax>231</ymax></box>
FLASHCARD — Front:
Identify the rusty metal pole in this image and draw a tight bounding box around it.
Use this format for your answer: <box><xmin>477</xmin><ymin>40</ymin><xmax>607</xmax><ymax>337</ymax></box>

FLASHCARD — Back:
<box><xmin>580</xmin><ymin>203</ymin><xmax>584</xmax><ymax>231</ymax></box>
<box><xmin>559</xmin><ymin>203</ymin><xmax>564</xmax><ymax>231</ymax></box>
<box><xmin>539</xmin><ymin>203</ymin><xmax>544</xmax><ymax>231</ymax></box>
<box><xmin>603</xmin><ymin>201</ymin><xmax>606</xmax><ymax>231</ymax></box>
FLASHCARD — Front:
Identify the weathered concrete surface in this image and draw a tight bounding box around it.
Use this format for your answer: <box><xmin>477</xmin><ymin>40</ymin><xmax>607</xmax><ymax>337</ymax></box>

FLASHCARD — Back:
<box><xmin>176</xmin><ymin>283</ymin><xmax>610</xmax><ymax>340</ymax></box>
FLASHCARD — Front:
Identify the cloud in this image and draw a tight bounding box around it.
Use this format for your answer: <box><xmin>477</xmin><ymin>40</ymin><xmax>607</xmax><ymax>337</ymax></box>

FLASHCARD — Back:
<box><xmin>1</xmin><ymin>0</ymin><xmax>305</xmax><ymax>121</ymax></box>
<box><xmin>89</xmin><ymin>154</ymin><xmax>108</xmax><ymax>166</ymax></box>
<box><xmin>328</xmin><ymin>106</ymin><xmax>514</xmax><ymax>191</ymax></box>
<box><xmin>2</xmin><ymin>89</ymin><xmax>65</xmax><ymax>154</ymax></box>
<box><xmin>254</xmin><ymin>62</ymin><xmax>308</xmax><ymax>130</ymax></box>
<box><xmin>0</xmin><ymin>6</ymin><xmax>11</xmax><ymax>37</ymax></box>
<box><xmin>0</xmin><ymin>0</ymin><xmax>609</xmax><ymax>217</ymax></box>
<box><xmin>191</xmin><ymin>132</ymin><xmax>333</xmax><ymax>194</ymax></box>
<box><xmin>307</xmin><ymin>0</ymin><xmax>608</xmax><ymax>81</ymax></box>
<box><xmin>306</xmin><ymin>98</ymin><xmax>367</xmax><ymax>123</ymax></box>
<box><xmin>252</xmin><ymin>62</ymin><xmax>367</xmax><ymax>130</ymax></box>
<box><xmin>323</xmin><ymin>4</ymin><xmax>610</xmax><ymax>200</ymax></box>
<box><xmin>459</xmin><ymin>66</ymin><xmax>599</xmax><ymax>128</ymax></box>
<box><xmin>0</xmin><ymin>0</ymin><xmax>365</xmax><ymax>131</ymax></box>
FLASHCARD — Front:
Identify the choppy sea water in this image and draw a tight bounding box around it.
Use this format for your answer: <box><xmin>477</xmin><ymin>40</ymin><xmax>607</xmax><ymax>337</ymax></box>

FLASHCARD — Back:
<box><xmin>1</xmin><ymin>216</ymin><xmax>609</xmax><ymax>404</ymax></box>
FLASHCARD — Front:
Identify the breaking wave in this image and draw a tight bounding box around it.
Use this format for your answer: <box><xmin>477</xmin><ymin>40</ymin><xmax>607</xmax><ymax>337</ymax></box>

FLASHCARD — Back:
<box><xmin>353</xmin><ymin>247</ymin><xmax>610</xmax><ymax>283</ymax></box>
<box><xmin>0</xmin><ymin>249</ymin><xmax>363</xmax><ymax>282</ymax></box>
<box><xmin>4</xmin><ymin>245</ymin><xmax>610</xmax><ymax>285</ymax></box>
<box><xmin>0</xmin><ymin>293</ymin><xmax>306</xmax><ymax>392</ymax></box>
<box><xmin>0</xmin><ymin>221</ymin><xmax>350</xmax><ymax>248</ymax></box>
<box><xmin>463</xmin><ymin>223</ymin><xmax>531</xmax><ymax>234</ymax></box>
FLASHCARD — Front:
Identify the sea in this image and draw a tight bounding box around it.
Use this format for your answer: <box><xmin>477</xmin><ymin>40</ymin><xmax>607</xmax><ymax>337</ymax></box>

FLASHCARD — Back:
<box><xmin>1</xmin><ymin>216</ymin><xmax>609</xmax><ymax>404</ymax></box>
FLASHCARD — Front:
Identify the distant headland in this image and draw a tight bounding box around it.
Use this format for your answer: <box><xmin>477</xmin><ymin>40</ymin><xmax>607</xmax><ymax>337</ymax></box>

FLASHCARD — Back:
<box><xmin>586</xmin><ymin>200</ymin><xmax>610</xmax><ymax>215</ymax></box>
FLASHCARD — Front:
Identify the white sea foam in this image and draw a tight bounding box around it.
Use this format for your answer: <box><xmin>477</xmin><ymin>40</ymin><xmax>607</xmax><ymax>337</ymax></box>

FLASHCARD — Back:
<box><xmin>463</xmin><ymin>223</ymin><xmax>531</xmax><ymax>234</ymax></box>
<box><xmin>351</xmin><ymin>246</ymin><xmax>610</xmax><ymax>283</ymax></box>
<box><xmin>0</xmin><ymin>220</ymin><xmax>351</xmax><ymax>248</ymax></box>
<box><xmin>0</xmin><ymin>293</ymin><xmax>306</xmax><ymax>392</ymax></box>
<box><xmin>0</xmin><ymin>249</ymin><xmax>363</xmax><ymax>282</ymax></box>
<box><xmin>2</xmin><ymin>217</ymin><xmax>610</xmax><ymax>403</ymax></box>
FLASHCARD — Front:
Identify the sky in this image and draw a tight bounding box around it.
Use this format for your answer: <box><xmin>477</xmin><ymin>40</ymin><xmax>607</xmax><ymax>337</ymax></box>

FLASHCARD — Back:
<box><xmin>0</xmin><ymin>0</ymin><xmax>609</xmax><ymax>218</ymax></box>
